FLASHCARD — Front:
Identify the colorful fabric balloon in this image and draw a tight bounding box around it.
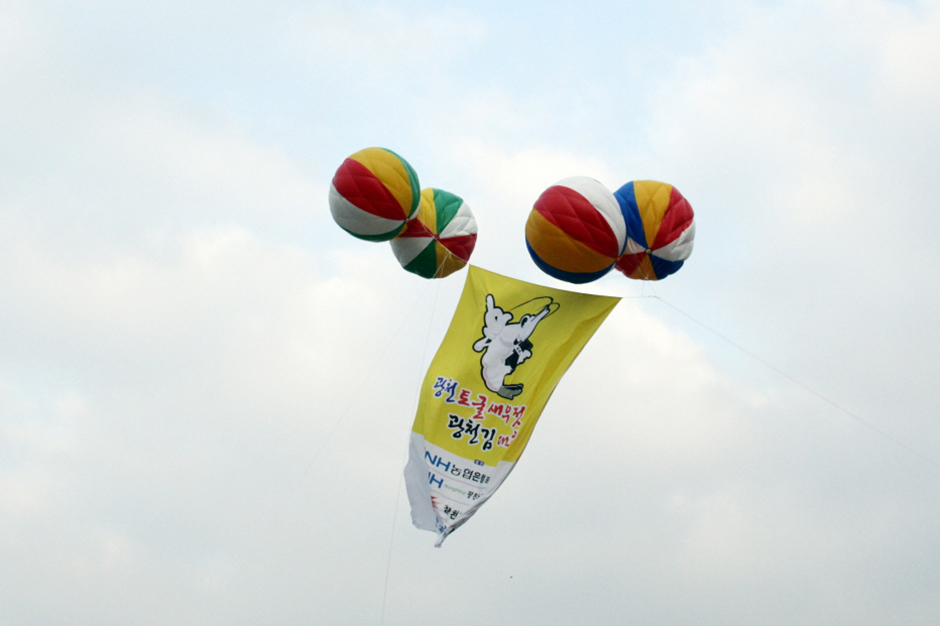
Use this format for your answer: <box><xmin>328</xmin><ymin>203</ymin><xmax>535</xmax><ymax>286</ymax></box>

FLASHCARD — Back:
<box><xmin>390</xmin><ymin>188</ymin><xmax>478</xmax><ymax>279</ymax></box>
<box><xmin>329</xmin><ymin>147</ymin><xmax>421</xmax><ymax>241</ymax></box>
<box><xmin>614</xmin><ymin>180</ymin><xmax>695</xmax><ymax>280</ymax></box>
<box><xmin>525</xmin><ymin>177</ymin><xmax>626</xmax><ymax>284</ymax></box>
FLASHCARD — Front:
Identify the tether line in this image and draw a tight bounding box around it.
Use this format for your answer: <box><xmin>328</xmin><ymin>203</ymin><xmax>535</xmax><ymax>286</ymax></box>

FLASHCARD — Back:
<box><xmin>381</xmin><ymin>273</ymin><xmax>447</xmax><ymax>625</ymax></box>
<box><xmin>650</xmin><ymin>295</ymin><xmax>940</xmax><ymax>472</ymax></box>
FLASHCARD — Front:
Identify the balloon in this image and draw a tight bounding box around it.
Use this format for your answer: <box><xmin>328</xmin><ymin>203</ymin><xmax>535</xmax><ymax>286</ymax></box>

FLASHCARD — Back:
<box><xmin>328</xmin><ymin>147</ymin><xmax>421</xmax><ymax>241</ymax></box>
<box><xmin>390</xmin><ymin>188</ymin><xmax>478</xmax><ymax>279</ymax></box>
<box><xmin>524</xmin><ymin>177</ymin><xmax>626</xmax><ymax>284</ymax></box>
<box><xmin>613</xmin><ymin>180</ymin><xmax>695</xmax><ymax>280</ymax></box>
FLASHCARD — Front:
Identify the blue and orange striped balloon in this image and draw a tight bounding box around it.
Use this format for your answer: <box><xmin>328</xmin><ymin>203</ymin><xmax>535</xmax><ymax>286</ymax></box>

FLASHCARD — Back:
<box><xmin>525</xmin><ymin>177</ymin><xmax>626</xmax><ymax>284</ymax></box>
<box><xmin>614</xmin><ymin>180</ymin><xmax>695</xmax><ymax>280</ymax></box>
<box><xmin>390</xmin><ymin>188</ymin><xmax>477</xmax><ymax>279</ymax></box>
<box><xmin>328</xmin><ymin>147</ymin><xmax>421</xmax><ymax>241</ymax></box>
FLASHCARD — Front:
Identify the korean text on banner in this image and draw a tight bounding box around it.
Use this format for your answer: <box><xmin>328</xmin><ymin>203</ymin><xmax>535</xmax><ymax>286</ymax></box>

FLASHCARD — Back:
<box><xmin>404</xmin><ymin>265</ymin><xmax>620</xmax><ymax>546</ymax></box>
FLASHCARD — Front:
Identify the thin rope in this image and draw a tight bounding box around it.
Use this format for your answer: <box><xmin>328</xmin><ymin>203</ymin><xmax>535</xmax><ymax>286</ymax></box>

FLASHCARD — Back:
<box><xmin>650</xmin><ymin>295</ymin><xmax>940</xmax><ymax>472</ymax></box>
<box><xmin>290</xmin><ymin>276</ymin><xmax>437</xmax><ymax>493</ymax></box>
<box><xmin>380</xmin><ymin>269</ymin><xmax>447</xmax><ymax>625</ymax></box>
<box><xmin>212</xmin><ymin>273</ymin><xmax>443</xmax><ymax>580</ymax></box>
<box><xmin>379</xmin><ymin>476</ymin><xmax>405</xmax><ymax>626</ymax></box>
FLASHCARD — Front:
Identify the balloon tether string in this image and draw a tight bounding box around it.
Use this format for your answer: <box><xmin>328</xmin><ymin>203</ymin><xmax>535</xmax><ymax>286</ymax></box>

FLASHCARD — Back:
<box><xmin>381</xmin><ymin>267</ymin><xmax>447</xmax><ymax>624</ymax></box>
<box><xmin>648</xmin><ymin>295</ymin><xmax>940</xmax><ymax>472</ymax></box>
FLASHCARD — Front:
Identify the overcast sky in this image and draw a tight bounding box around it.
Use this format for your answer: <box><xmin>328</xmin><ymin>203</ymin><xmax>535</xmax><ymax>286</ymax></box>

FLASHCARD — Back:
<box><xmin>2</xmin><ymin>0</ymin><xmax>940</xmax><ymax>624</ymax></box>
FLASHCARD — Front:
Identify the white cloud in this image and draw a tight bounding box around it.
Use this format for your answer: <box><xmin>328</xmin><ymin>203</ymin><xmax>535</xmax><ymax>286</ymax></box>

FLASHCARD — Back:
<box><xmin>281</xmin><ymin>2</ymin><xmax>486</xmax><ymax>77</ymax></box>
<box><xmin>3</xmin><ymin>0</ymin><xmax>940</xmax><ymax>623</ymax></box>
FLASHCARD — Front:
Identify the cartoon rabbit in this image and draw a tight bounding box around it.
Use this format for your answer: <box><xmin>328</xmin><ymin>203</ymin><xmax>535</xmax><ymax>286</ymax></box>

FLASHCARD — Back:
<box><xmin>473</xmin><ymin>294</ymin><xmax>551</xmax><ymax>400</ymax></box>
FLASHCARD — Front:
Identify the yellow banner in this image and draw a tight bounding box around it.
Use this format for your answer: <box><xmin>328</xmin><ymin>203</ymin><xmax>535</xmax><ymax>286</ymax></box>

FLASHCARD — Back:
<box><xmin>404</xmin><ymin>266</ymin><xmax>619</xmax><ymax>545</ymax></box>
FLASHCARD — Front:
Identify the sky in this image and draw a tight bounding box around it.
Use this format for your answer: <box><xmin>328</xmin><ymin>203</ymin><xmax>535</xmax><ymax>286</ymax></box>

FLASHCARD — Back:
<box><xmin>2</xmin><ymin>0</ymin><xmax>940</xmax><ymax>624</ymax></box>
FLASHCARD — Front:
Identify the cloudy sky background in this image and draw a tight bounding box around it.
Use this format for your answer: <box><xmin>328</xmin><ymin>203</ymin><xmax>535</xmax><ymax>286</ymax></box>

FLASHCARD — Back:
<box><xmin>2</xmin><ymin>0</ymin><xmax>940</xmax><ymax>623</ymax></box>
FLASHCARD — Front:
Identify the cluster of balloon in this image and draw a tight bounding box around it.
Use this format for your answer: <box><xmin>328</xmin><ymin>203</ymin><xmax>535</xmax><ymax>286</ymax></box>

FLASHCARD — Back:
<box><xmin>328</xmin><ymin>148</ymin><xmax>478</xmax><ymax>278</ymax></box>
<box><xmin>525</xmin><ymin>177</ymin><xmax>695</xmax><ymax>283</ymax></box>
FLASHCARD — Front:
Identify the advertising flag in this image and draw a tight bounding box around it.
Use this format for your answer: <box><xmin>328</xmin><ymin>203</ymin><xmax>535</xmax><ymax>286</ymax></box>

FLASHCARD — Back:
<box><xmin>404</xmin><ymin>266</ymin><xmax>619</xmax><ymax>546</ymax></box>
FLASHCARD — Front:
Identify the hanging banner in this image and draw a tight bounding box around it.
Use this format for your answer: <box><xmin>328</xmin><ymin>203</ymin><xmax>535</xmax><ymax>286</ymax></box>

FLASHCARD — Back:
<box><xmin>404</xmin><ymin>265</ymin><xmax>619</xmax><ymax>546</ymax></box>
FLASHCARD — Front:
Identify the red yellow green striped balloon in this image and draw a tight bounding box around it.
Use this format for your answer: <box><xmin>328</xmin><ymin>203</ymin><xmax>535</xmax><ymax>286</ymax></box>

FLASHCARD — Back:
<box><xmin>329</xmin><ymin>147</ymin><xmax>421</xmax><ymax>241</ymax></box>
<box><xmin>390</xmin><ymin>188</ymin><xmax>478</xmax><ymax>279</ymax></box>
